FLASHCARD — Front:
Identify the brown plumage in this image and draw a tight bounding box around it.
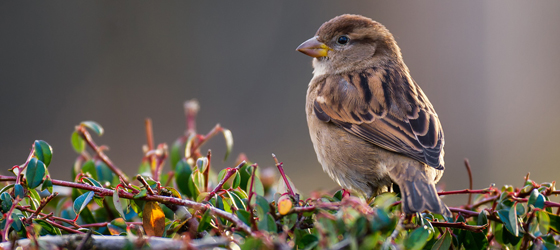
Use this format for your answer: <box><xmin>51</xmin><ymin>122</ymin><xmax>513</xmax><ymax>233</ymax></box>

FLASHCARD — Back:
<box><xmin>297</xmin><ymin>14</ymin><xmax>451</xmax><ymax>217</ymax></box>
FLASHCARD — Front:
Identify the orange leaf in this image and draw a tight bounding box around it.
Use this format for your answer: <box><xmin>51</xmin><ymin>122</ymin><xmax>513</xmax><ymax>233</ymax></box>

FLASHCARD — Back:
<box><xmin>142</xmin><ymin>201</ymin><xmax>166</xmax><ymax>237</ymax></box>
<box><xmin>278</xmin><ymin>196</ymin><xmax>293</xmax><ymax>215</ymax></box>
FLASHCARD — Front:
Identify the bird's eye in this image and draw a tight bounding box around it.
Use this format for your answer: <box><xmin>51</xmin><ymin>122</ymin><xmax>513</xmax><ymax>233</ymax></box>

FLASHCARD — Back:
<box><xmin>337</xmin><ymin>35</ymin><xmax>349</xmax><ymax>45</ymax></box>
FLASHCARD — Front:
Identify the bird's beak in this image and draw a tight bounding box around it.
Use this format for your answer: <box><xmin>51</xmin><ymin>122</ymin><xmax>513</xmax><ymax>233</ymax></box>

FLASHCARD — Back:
<box><xmin>296</xmin><ymin>36</ymin><xmax>331</xmax><ymax>58</ymax></box>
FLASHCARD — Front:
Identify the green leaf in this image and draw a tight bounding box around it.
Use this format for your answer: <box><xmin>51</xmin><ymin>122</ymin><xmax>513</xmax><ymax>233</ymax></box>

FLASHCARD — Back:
<box><xmin>431</xmin><ymin>230</ymin><xmax>452</xmax><ymax>250</ymax></box>
<box><xmin>232</xmin><ymin>172</ymin><xmax>241</xmax><ymax>189</ymax></box>
<box><xmin>298</xmin><ymin>234</ymin><xmax>319</xmax><ymax>250</ymax></box>
<box><xmin>175</xmin><ymin>159</ymin><xmax>194</xmax><ymax>197</ymax></box>
<box><xmin>83</xmin><ymin>177</ymin><xmax>102</xmax><ymax>188</ymax></box>
<box><xmin>169</xmin><ymin>138</ymin><xmax>183</xmax><ymax>175</ymax></box>
<box><xmin>259</xmin><ymin>213</ymin><xmax>276</xmax><ymax>233</ymax></box>
<box><xmin>11</xmin><ymin>212</ymin><xmax>23</xmax><ymax>231</ymax></box>
<box><xmin>196</xmin><ymin>157</ymin><xmax>209</xmax><ymax>173</ymax></box>
<box><xmin>197</xmin><ymin>209</ymin><xmax>212</xmax><ymax>232</ymax></box>
<box><xmin>14</xmin><ymin>184</ymin><xmax>24</xmax><ymax>199</ymax></box>
<box><xmin>113</xmin><ymin>188</ymin><xmax>125</xmax><ymax>218</ymax></box>
<box><xmin>0</xmin><ymin>192</ymin><xmax>13</xmax><ymax>213</ymax></box>
<box><xmin>96</xmin><ymin>161</ymin><xmax>114</xmax><ymax>185</ymax></box>
<box><xmin>509</xmin><ymin>204</ymin><xmax>519</xmax><ymax>237</ymax></box>
<box><xmin>28</xmin><ymin>189</ymin><xmax>41</xmax><ymax>210</ymax></box>
<box><xmin>34</xmin><ymin>219</ymin><xmax>62</xmax><ymax>236</ymax></box>
<box><xmin>228</xmin><ymin>191</ymin><xmax>246</xmax><ymax>210</ymax></box>
<box><xmin>528</xmin><ymin>189</ymin><xmax>539</xmax><ymax>207</ymax></box>
<box><xmin>535</xmin><ymin>211</ymin><xmax>549</xmax><ymax>234</ymax></box>
<box><xmin>133</xmin><ymin>188</ymin><xmax>148</xmax><ymax>199</ymax></box>
<box><xmin>404</xmin><ymin>225</ymin><xmax>431</xmax><ymax>250</ymax></box>
<box><xmin>477</xmin><ymin>210</ymin><xmax>488</xmax><ymax>226</ymax></box>
<box><xmin>547</xmin><ymin>211</ymin><xmax>560</xmax><ymax>232</ymax></box>
<box><xmin>34</xmin><ymin>140</ymin><xmax>53</xmax><ymax>167</ymax></box>
<box><xmin>71</xmin><ymin>131</ymin><xmax>86</xmax><ymax>153</ymax></box>
<box><xmin>535</xmin><ymin>193</ymin><xmax>545</xmax><ymax>209</ymax></box>
<box><xmin>26</xmin><ymin>158</ymin><xmax>46</xmax><ymax>189</ymax></box>
<box><xmin>107</xmin><ymin>218</ymin><xmax>127</xmax><ymax>235</ymax></box>
<box><xmin>333</xmin><ymin>189</ymin><xmax>344</xmax><ymax>201</ymax></box>
<box><xmin>372</xmin><ymin>192</ymin><xmax>397</xmax><ymax>211</ymax></box>
<box><xmin>82</xmin><ymin>160</ymin><xmax>97</xmax><ymax>180</ymax></box>
<box><xmin>41</xmin><ymin>176</ymin><xmax>53</xmax><ymax>193</ymax></box>
<box><xmin>73</xmin><ymin>191</ymin><xmax>95</xmax><ymax>217</ymax></box>
<box><xmin>236</xmin><ymin>210</ymin><xmax>251</xmax><ymax>226</ymax></box>
<box><xmin>254</xmin><ymin>195</ymin><xmax>270</xmax><ymax>215</ymax></box>
<box><xmin>81</xmin><ymin>121</ymin><xmax>104</xmax><ymax>136</ymax></box>
<box><xmin>246</xmin><ymin>174</ymin><xmax>264</xmax><ymax>197</ymax></box>
<box><xmin>222</xmin><ymin>129</ymin><xmax>233</xmax><ymax>161</ymax></box>
<box><xmin>462</xmin><ymin>231</ymin><xmax>489</xmax><ymax>250</ymax></box>
<box><xmin>498</xmin><ymin>209</ymin><xmax>519</xmax><ymax>237</ymax></box>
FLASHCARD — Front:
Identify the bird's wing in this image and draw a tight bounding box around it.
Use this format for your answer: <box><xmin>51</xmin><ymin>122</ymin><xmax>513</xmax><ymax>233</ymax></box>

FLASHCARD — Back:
<box><xmin>313</xmin><ymin>66</ymin><xmax>444</xmax><ymax>169</ymax></box>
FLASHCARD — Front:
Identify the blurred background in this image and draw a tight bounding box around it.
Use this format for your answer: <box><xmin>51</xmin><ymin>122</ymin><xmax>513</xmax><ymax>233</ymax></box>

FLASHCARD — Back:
<box><xmin>2</xmin><ymin>1</ymin><xmax>560</xmax><ymax>206</ymax></box>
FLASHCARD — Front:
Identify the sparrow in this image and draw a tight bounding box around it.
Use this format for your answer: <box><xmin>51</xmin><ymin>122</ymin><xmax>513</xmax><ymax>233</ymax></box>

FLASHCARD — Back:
<box><xmin>296</xmin><ymin>14</ymin><xmax>451</xmax><ymax>217</ymax></box>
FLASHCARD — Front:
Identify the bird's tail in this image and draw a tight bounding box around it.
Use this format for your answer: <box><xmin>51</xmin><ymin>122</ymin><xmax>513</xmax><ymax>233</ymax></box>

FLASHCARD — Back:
<box><xmin>389</xmin><ymin>162</ymin><xmax>451</xmax><ymax>218</ymax></box>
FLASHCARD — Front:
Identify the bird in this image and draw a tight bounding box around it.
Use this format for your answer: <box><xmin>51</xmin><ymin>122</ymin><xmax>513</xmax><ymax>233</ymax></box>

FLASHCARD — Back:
<box><xmin>296</xmin><ymin>14</ymin><xmax>451</xmax><ymax>217</ymax></box>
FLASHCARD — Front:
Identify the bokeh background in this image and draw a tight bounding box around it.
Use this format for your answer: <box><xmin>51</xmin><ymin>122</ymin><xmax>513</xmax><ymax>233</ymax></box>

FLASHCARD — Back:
<box><xmin>2</xmin><ymin>1</ymin><xmax>560</xmax><ymax>206</ymax></box>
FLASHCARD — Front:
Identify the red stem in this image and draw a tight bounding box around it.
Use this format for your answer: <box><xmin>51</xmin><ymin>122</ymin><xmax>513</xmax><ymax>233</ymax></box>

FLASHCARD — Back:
<box><xmin>272</xmin><ymin>154</ymin><xmax>295</xmax><ymax>197</ymax></box>
<box><xmin>438</xmin><ymin>189</ymin><xmax>492</xmax><ymax>196</ymax></box>
<box><xmin>430</xmin><ymin>221</ymin><xmax>487</xmax><ymax>233</ymax></box>
<box><xmin>464</xmin><ymin>159</ymin><xmax>473</xmax><ymax>206</ymax></box>
<box><xmin>204</xmin><ymin>161</ymin><xmax>245</xmax><ymax>202</ymax></box>
<box><xmin>0</xmin><ymin>175</ymin><xmax>253</xmax><ymax>236</ymax></box>
<box><xmin>247</xmin><ymin>164</ymin><xmax>258</xmax><ymax>231</ymax></box>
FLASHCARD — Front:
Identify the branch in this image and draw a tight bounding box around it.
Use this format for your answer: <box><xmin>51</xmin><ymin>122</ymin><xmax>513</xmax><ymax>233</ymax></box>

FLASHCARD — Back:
<box><xmin>272</xmin><ymin>154</ymin><xmax>295</xmax><ymax>197</ymax></box>
<box><xmin>431</xmin><ymin>221</ymin><xmax>488</xmax><ymax>233</ymax></box>
<box><xmin>204</xmin><ymin>161</ymin><xmax>245</xmax><ymax>202</ymax></box>
<box><xmin>0</xmin><ymin>175</ymin><xmax>253</xmax><ymax>236</ymax></box>
<box><xmin>438</xmin><ymin>189</ymin><xmax>492</xmax><ymax>196</ymax></box>
<box><xmin>25</xmin><ymin>192</ymin><xmax>59</xmax><ymax>224</ymax></box>
<box><xmin>464</xmin><ymin>159</ymin><xmax>473</xmax><ymax>206</ymax></box>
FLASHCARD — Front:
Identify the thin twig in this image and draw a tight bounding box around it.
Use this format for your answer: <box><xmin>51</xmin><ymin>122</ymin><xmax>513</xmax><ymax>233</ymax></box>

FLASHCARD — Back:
<box><xmin>25</xmin><ymin>192</ymin><xmax>59</xmax><ymax>224</ymax></box>
<box><xmin>464</xmin><ymin>159</ymin><xmax>473</xmax><ymax>206</ymax></box>
<box><xmin>438</xmin><ymin>189</ymin><xmax>492</xmax><ymax>196</ymax></box>
<box><xmin>431</xmin><ymin>221</ymin><xmax>487</xmax><ymax>233</ymax></box>
<box><xmin>17</xmin><ymin>206</ymin><xmax>78</xmax><ymax>227</ymax></box>
<box><xmin>137</xmin><ymin>175</ymin><xmax>156</xmax><ymax>195</ymax></box>
<box><xmin>272</xmin><ymin>154</ymin><xmax>295</xmax><ymax>197</ymax></box>
<box><xmin>203</xmin><ymin>161</ymin><xmax>245</xmax><ymax>202</ymax></box>
<box><xmin>247</xmin><ymin>164</ymin><xmax>258</xmax><ymax>231</ymax></box>
<box><xmin>1</xmin><ymin>175</ymin><xmax>253</xmax><ymax>236</ymax></box>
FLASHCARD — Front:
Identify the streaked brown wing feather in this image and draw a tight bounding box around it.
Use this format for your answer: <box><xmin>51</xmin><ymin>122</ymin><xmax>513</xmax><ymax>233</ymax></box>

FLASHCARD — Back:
<box><xmin>313</xmin><ymin>66</ymin><xmax>444</xmax><ymax>169</ymax></box>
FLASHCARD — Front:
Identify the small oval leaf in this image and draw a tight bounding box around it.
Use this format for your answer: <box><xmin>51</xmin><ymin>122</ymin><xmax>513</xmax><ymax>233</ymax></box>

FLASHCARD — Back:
<box><xmin>26</xmin><ymin>158</ymin><xmax>46</xmax><ymax>189</ymax></box>
<box><xmin>73</xmin><ymin>191</ymin><xmax>95</xmax><ymax>217</ymax></box>
<box><xmin>113</xmin><ymin>188</ymin><xmax>125</xmax><ymax>219</ymax></box>
<box><xmin>143</xmin><ymin>201</ymin><xmax>165</xmax><ymax>237</ymax></box>
<box><xmin>404</xmin><ymin>225</ymin><xmax>431</xmax><ymax>250</ymax></box>
<box><xmin>175</xmin><ymin>159</ymin><xmax>193</xmax><ymax>197</ymax></box>
<box><xmin>34</xmin><ymin>140</ymin><xmax>53</xmax><ymax>167</ymax></box>
<box><xmin>71</xmin><ymin>131</ymin><xmax>86</xmax><ymax>153</ymax></box>
<box><xmin>14</xmin><ymin>184</ymin><xmax>25</xmax><ymax>199</ymax></box>
<box><xmin>222</xmin><ymin>129</ymin><xmax>233</xmax><ymax>161</ymax></box>
<box><xmin>278</xmin><ymin>196</ymin><xmax>293</xmax><ymax>215</ymax></box>
<box><xmin>197</xmin><ymin>209</ymin><xmax>212</xmax><ymax>232</ymax></box>
<box><xmin>108</xmin><ymin>218</ymin><xmax>127</xmax><ymax>235</ymax></box>
<box><xmin>81</xmin><ymin>121</ymin><xmax>104</xmax><ymax>136</ymax></box>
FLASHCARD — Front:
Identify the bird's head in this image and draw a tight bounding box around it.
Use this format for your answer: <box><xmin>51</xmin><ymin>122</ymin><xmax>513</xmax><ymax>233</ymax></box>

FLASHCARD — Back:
<box><xmin>297</xmin><ymin>14</ymin><xmax>402</xmax><ymax>76</ymax></box>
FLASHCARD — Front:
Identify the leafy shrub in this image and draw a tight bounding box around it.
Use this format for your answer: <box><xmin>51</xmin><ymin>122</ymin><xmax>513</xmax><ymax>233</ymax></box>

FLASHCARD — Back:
<box><xmin>0</xmin><ymin>100</ymin><xmax>559</xmax><ymax>249</ymax></box>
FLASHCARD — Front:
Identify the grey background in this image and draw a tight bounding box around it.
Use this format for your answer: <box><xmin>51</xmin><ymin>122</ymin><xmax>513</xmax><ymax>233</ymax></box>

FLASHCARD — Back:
<box><xmin>2</xmin><ymin>1</ymin><xmax>560</xmax><ymax>205</ymax></box>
